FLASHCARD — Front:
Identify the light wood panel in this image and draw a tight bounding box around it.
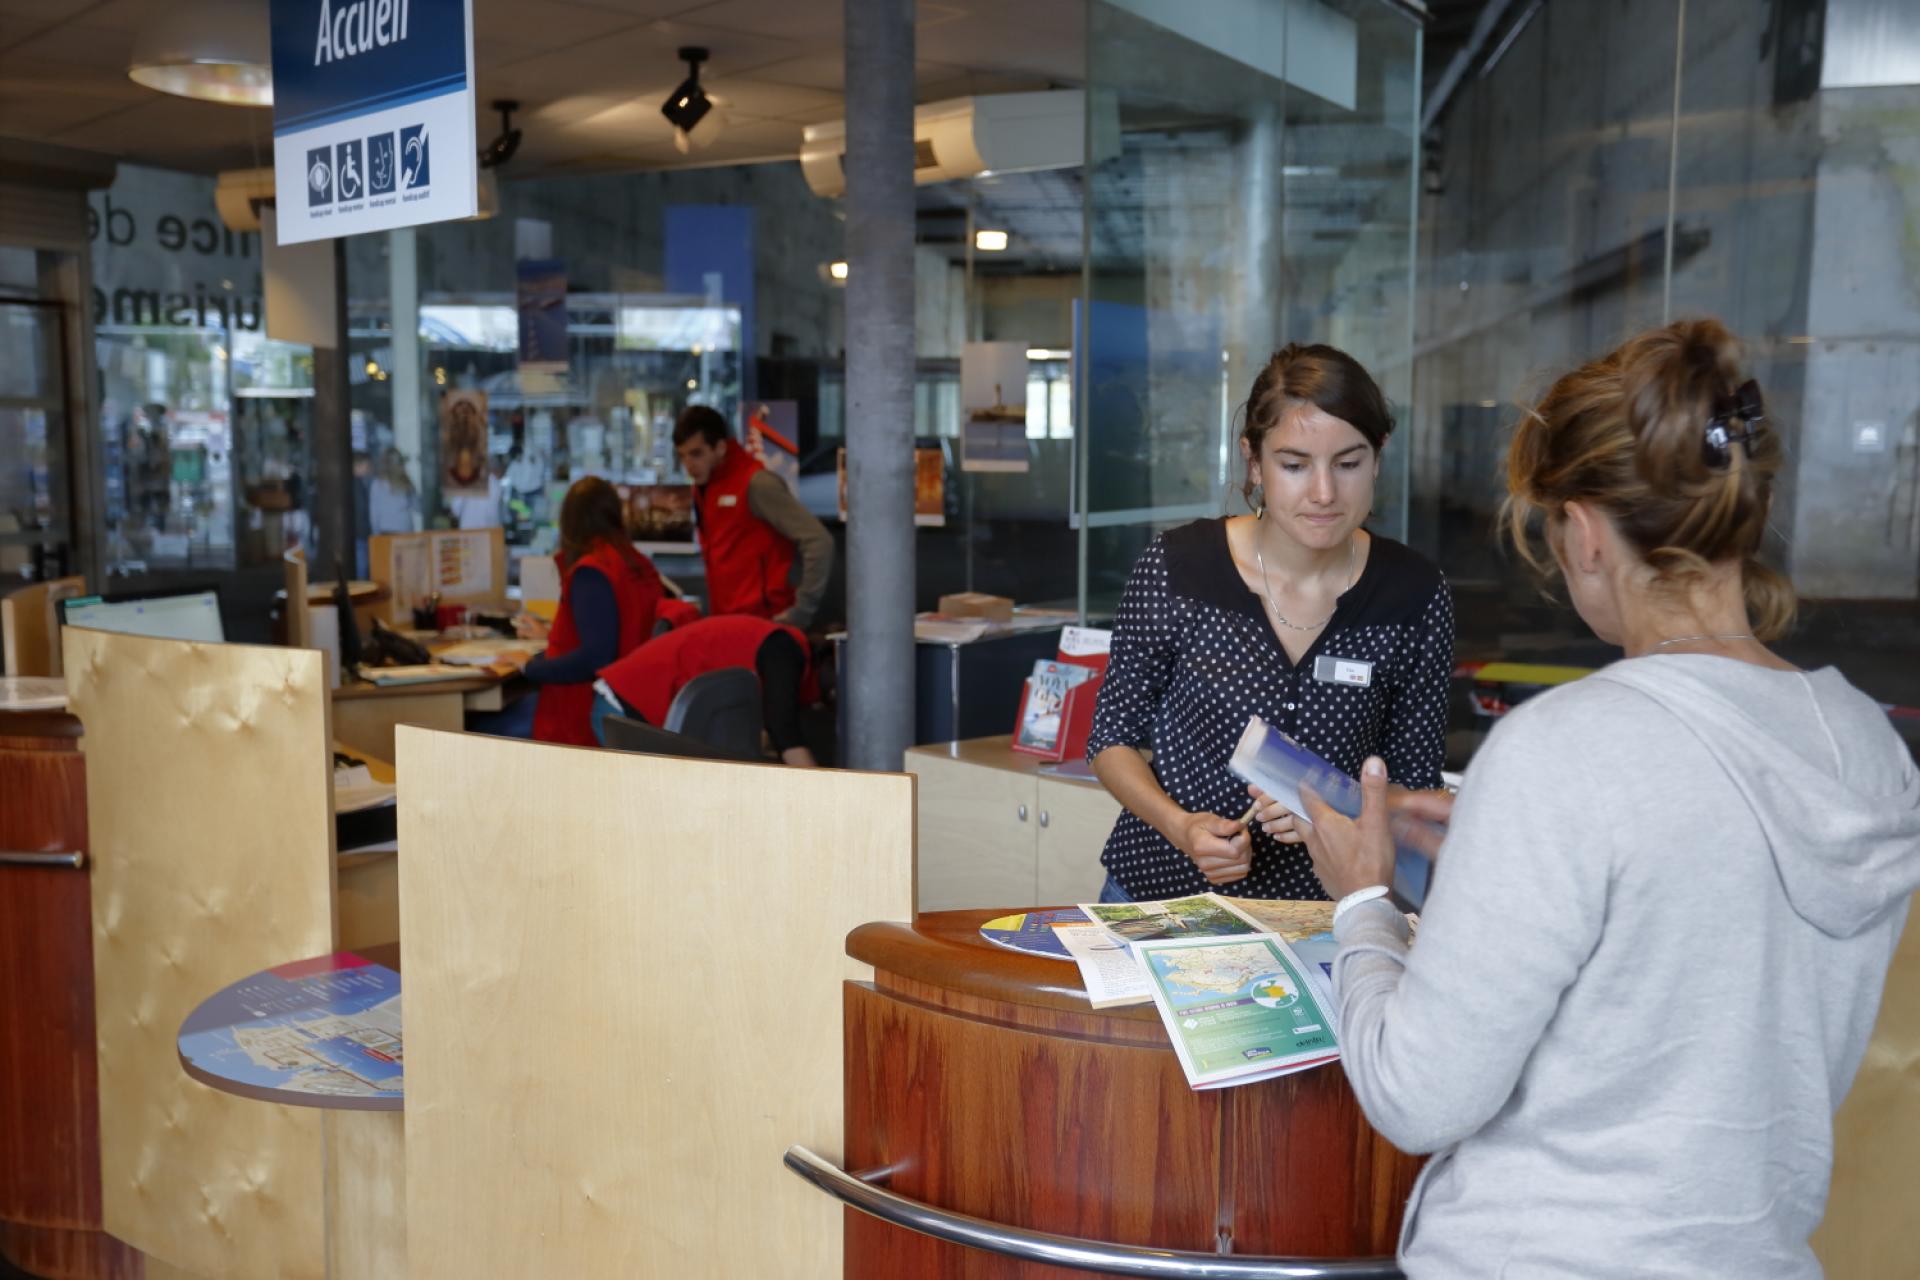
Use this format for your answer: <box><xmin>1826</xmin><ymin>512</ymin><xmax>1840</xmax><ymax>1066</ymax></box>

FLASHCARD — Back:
<box><xmin>284</xmin><ymin>551</ymin><xmax>312</xmax><ymax>650</ymax></box>
<box><xmin>2</xmin><ymin>575</ymin><xmax>83</xmax><ymax>677</ymax></box>
<box><xmin>910</xmin><ymin>749</ymin><xmax>1037</xmax><ymax>912</ymax></box>
<box><xmin>64</xmin><ymin>628</ymin><xmax>335</xmax><ymax>1280</ymax></box>
<box><xmin>1813</xmin><ymin>899</ymin><xmax>1920</xmax><ymax>1279</ymax></box>
<box><xmin>325</xmin><ymin>1112</ymin><xmax>406</xmax><ymax>1280</ymax></box>
<box><xmin>336</xmin><ymin>853</ymin><xmax>399</xmax><ymax>953</ymax></box>
<box><xmin>1034</xmin><ymin>775</ymin><xmax>1121</xmax><ymax>906</ymax></box>
<box><xmin>396</xmin><ymin>728</ymin><xmax>915</xmax><ymax>1278</ymax></box>
<box><xmin>330</xmin><ymin>688</ymin><xmax>466</xmax><ymax>763</ymax></box>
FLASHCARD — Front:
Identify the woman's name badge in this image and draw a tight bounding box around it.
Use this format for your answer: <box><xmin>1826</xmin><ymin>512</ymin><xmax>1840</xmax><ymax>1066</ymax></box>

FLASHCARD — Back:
<box><xmin>717</xmin><ymin>494</ymin><xmax>739</xmax><ymax>507</ymax></box>
<box><xmin>1313</xmin><ymin>655</ymin><xmax>1373</xmax><ymax>687</ymax></box>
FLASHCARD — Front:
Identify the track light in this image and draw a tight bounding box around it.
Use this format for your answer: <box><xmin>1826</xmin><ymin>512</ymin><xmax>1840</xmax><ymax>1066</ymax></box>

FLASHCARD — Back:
<box><xmin>661</xmin><ymin>47</ymin><xmax>712</xmax><ymax>135</ymax></box>
<box><xmin>480</xmin><ymin>99</ymin><xmax>522</xmax><ymax>170</ymax></box>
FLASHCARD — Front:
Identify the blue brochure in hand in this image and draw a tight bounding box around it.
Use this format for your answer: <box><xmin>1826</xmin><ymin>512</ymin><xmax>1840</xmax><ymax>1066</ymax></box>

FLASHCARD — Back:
<box><xmin>1228</xmin><ymin>716</ymin><xmax>1435</xmax><ymax>910</ymax></box>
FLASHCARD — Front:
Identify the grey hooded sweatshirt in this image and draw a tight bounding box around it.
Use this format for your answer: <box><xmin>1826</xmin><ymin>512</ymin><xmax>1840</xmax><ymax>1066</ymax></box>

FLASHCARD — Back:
<box><xmin>1332</xmin><ymin>654</ymin><xmax>1920</xmax><ymax>1279</ymax></box>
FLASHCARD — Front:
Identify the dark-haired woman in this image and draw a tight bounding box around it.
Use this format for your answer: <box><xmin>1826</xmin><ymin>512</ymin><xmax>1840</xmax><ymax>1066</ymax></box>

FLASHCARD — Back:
<box><xmin>1294</xmin><ymin>318</ymin><xmax>1920</xmax><ymax>1277</ymax></box>
<box><xmin>483</xmin><ymin>476</ymin><xmax>663</xmax><ymax>744</ymax></box>
<box><xmin>1088</xmin><ymin>342</ymin><xmax>1454</xmax><ymax>902</ymax></box>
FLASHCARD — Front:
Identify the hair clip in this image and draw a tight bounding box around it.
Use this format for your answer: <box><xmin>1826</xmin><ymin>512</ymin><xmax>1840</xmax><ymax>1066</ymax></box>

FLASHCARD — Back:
<box><xmin>1704</xmin><ymin>378</ymin><xmax>1764</xmax><ymax>468</ymax></box>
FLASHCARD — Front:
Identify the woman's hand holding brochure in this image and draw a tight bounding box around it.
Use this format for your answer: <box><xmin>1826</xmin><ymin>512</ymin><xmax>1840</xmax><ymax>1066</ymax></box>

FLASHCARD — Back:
<box><xmin>1297</xmin><ymin>757</ymin><xmax>1400</xmax><ymax>901</ymax></box>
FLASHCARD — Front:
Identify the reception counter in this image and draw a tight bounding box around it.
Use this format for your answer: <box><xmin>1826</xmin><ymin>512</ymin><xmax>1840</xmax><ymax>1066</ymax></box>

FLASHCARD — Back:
<box><xmin>836</xmin><ymin>910</ymin><xmax>1421</xmax><ymax>1275</ymax></box>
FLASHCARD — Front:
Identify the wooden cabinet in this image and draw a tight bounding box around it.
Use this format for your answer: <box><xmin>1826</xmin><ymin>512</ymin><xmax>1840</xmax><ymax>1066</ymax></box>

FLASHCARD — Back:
<box><xmin>0</xmin><ymin>710</ymin><xmax>144</xmax><ymax>1280</ymax></box>
<box><xmin>907</xmin><ymin>736</ymin><xmax>1121</xmax><ymax>912</ymax></box>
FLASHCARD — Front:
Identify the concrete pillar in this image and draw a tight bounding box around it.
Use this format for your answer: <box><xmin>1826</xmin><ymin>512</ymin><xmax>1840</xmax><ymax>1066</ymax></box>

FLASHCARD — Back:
<box><xmin>842</xmin><ymin>0</ymin><xmax>917</xmax><ymax>771</ymax></box>
<box><xmin>389</xmin><ymin>227</ymin><xmax>423</xmax><ymax>492</ymax></box>
<box><xmin>310</xmin><ymin>240</ymin><xmax>355</xmax><ymax>576</ymax></box>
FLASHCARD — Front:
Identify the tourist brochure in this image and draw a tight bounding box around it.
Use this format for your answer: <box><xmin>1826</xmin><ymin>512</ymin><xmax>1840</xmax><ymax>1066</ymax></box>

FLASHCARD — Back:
<box><xmin>1066</xmin><ymin>894</ymin><xmax>1264</xmax><ymax>1010</ymax></box>
<box><xmin>1075</xmin><ymin>893</ymin><xmax>1262</xmax><ymax>947</ymax></box>
<box><xmin>1134</xmin><ymin>933</ymin><xmax>1340</xmax><ymax>1090</ymax></box>
<box><xmin>1228</xmin><ymin>715</ymin><xmax>1444</xmax><ymax>909</ymax></box>
<box><xmin>977</xmin><ymin>907</ymin><xmax>1091</xmax><ymax>960</ymax></box>
<box><xmin>1056</xmin><ymin>924</ymin><xmax>1154</xmax><ymax>1008</ymax></box>
<box><xmin>1014</xmin><ymin>659</ymin><xmax>1100</xmax><ymax>752</ymax></box>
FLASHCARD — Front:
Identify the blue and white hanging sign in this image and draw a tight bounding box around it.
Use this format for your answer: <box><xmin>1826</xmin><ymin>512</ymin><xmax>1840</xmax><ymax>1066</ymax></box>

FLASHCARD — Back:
<box><xmin>270</xmin><ymin>0</ymin><xmax>476</xmax><ymax>244</ymax></box>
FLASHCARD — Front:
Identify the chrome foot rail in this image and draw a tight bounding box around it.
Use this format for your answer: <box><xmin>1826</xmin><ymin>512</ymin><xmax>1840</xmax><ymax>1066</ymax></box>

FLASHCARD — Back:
<box><xmin>0</xmin><ymin>849</ymin><xmax>86</xmax><ymax>869</ymax></box>
<box><xmin>783</xmin><ymin>1145</ymin><xmax>1403</xmax><ymax>1279</ymax></box>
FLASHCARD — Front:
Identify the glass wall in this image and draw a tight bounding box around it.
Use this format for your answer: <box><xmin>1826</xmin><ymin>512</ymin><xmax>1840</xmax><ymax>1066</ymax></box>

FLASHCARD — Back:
<box><xmin>1410</xmin><ymin>0</ymin><xmax>1920</xmax><ymax>739</ymax></box>
<box><xmin>1079</xmin><ymin>0</ymin><xmax>1423</xmax><ymax>613</ymax></box>
<box><xmin>0</xmin><ymin>285</ymin><xmax>72</xmax><ymax>584</ymax></box>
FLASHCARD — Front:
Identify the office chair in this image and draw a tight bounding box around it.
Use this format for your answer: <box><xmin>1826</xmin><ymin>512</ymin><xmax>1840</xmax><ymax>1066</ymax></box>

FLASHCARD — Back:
<box><xmin>663</xmin><ymin>667</ymin><xmax>763</xmax><ymax>759</ymax></box>
<box><xmin>600</xmin><ymin>714</ymin><xmax>760</xmax><ymax>764</ymax></box>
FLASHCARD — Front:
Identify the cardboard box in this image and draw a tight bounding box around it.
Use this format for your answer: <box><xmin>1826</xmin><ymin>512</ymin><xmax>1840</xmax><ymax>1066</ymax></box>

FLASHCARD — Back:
<box><xmin>937</xmin><ymin>592</ymin><xmax>1014</xmax><ymax>622</ymax></box>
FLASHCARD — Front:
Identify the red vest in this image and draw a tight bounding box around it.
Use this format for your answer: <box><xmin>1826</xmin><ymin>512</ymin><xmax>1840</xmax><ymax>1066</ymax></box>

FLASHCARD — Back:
<box><xmin>531</xmin><ymin>540</ymin><xmax>662</xmax><ymax>745</ymax></box>
<box><xmin>695</xmin><ymin>444</ymin><xmax>796</xmax><ymax>619</ymax></box>
<box><xmin>597</xmin><ymin>615</ymin><xmax>811</xmax><ymax>729</ymax></box>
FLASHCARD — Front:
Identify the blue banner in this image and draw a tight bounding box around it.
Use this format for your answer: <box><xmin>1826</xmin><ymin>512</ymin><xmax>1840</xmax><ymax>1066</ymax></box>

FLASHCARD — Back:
<box><xmin>271</xmin><ymin>0</ymin><xmax>469</xmax><ymax>135</ymax></box>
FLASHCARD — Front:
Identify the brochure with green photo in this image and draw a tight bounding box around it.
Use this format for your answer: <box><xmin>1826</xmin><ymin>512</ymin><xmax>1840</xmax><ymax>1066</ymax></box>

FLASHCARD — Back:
<box><xmin>1134</xmin><ymin>933</ymin><xmax>1340</xmax><ymax>1090</ymax></box>
<box><xmin>1075</xmin><ymin>894</ymin><xmax>1262</xmax><ymax>949</ymax></box>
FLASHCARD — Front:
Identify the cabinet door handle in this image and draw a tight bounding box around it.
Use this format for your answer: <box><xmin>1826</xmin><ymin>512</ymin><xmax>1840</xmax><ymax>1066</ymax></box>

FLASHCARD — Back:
<box><xmin>1017</xmin><ymin>804</ymin><xmax>1029</xmax><ymax>822</ymax></box>
<box><xmin>1038</xmin><ymin>811</ymin><xmax>1050</xmax><ymax>829</ymax></box>
<box><xmin>0</xmin><ymin>850</ymin><xmax>86</xmax><ymax>870</ymax></box>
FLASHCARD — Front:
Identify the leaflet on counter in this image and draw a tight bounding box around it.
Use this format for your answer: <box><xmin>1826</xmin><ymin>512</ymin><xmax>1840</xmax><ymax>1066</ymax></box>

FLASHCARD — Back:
<box><xmin>1134</xmin><ymin>933</ymin><xmax>1340</xmax><ymax>1090</ymax></box>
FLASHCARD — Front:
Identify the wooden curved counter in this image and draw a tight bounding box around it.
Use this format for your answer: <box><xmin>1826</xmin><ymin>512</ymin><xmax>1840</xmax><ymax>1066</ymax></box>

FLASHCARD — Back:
<box><xmin>843</xmin><ymin>910</ymin><xmax>1423</xmax><ymax>1276</ymax></box>
<box><xmin>0</xmin><ymin>709</ymin><xmax>142</xmax><ymax>1279</ymax></box>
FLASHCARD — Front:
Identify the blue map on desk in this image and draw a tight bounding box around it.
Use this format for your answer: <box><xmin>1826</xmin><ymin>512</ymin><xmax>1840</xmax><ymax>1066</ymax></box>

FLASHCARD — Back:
<box><xmin>978</xmin><ymin>908</ymin><xmax>1089</xmax><ymax>961</ymax></box>
<box><xmin>178</xmin><ymin>953</ymin><xmax>404</xmax><ymax>1100</ymax></box>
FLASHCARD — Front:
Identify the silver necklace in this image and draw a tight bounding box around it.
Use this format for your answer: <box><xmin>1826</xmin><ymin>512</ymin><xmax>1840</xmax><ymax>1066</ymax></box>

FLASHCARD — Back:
<box><xmin>1648</xmin><ymin>632</ymin><xmax>1754</xmax><ymax>651</ymax></box>
<box><xmin>1254</xmin><ymin>528</ymin><xmax>1356</xmax><ymax>632</ymax></box>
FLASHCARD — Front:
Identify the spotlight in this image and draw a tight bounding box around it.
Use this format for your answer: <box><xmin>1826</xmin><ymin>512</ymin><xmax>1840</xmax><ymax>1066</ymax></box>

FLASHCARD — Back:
<box><xmin>480</xmin><ymin>100</ymin><xmax>522</xmax><ymax>170</ymax></box>
<box><xmin>828</xmin><ymin>261</ymin><xmax>850</xmax><ymax>281</ymax></box>
<box><xmin>974</xmin><ymin>229</ymin><xmax>1009</xmax><ymax>252</ymax></box>
<box><xmin>661</xmin><ymin>47</ymin><xmax>712</xmax><ymax>135</ymax></box>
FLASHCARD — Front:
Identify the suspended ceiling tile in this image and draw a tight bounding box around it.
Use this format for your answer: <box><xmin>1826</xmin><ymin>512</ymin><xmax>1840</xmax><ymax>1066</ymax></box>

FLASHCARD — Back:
<box><xmin>753</xmin><ymin>51</ymin><xmax>966</xmax><ymax>92</ymax></box>
<box><xmin>471</xmin><ymin>0</ymin><xmax>643</xmax><ymax>66</ymax></box>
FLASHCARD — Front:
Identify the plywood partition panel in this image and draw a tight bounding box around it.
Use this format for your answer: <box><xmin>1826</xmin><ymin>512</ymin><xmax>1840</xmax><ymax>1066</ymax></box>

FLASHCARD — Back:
<box><xmin>284</xmin><ymin>551</ymin><xmax>312</xmax><ymax>649</ymax></box>
<box><xmin>2</xmin><ymin>575</ymin><xmax>83</xmax><ymax>677</ymax></box>
<box><xmin>396</xmin><ymin>728</ymin><xmax>916</xmax><ymax>1279</ymax></box>
<box><xmin>1813</xmin><ymin>896</ymin><xmax>1920</xmax><ymax>1279</ymax></box>
<box><xmin>64</xmin><ymin>628</ymin><xmax>337</xmax><ymax>1279</ymax></box>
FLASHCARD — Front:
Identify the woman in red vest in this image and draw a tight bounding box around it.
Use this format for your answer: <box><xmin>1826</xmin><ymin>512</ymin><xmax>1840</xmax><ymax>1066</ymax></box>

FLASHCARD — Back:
<box><xmin>591</xmin><ymin>615</ymin><xmax>819</xmax><ymax>766</ymax></box>
<box><xmin>489</xmin><ymin>477</ymin><xmax>662</xmax><ymax>745</ymax></box>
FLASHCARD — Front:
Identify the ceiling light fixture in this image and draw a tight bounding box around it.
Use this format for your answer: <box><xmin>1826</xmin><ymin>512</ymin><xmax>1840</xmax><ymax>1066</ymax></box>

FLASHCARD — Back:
<box><xmin>974</xmin><ymin>229</ymin><xmax>1010</xmax><ymax>252</ymax></box>
<box><xmin>128</xmin><ymin>2</ymin><xmax>273</xmax><ymax>106</ymax></box>
<box><xmin>480</xmin><ymin>100</ymin><xmax>522</xmax><ymax>170</ymax></box>
<box><xmin>661</xmin><ymin>46</ymin><xmax>712</xmax><ymax>136</ymax></box>
<box><xmin>828</xmin><ymin>261</ymin><xmax>850</xmax><ymax>281</ymax></box>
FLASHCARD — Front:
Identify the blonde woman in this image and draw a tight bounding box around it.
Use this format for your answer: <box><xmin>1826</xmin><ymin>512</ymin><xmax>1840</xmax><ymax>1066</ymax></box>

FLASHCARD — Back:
<box><xmin>1299</xmin><ymin>319</ymin><xmax>1920</xmax><ymax>1278</ymax></box>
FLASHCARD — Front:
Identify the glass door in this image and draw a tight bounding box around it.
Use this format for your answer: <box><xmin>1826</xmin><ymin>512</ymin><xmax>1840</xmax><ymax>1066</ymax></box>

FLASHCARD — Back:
<box><xmin>0</xmin><ymin>297</ymin><xmax>73</xmax><ymax>584</ymax></box>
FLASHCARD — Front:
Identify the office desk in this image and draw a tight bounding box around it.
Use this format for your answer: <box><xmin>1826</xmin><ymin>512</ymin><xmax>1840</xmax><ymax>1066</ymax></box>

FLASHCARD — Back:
<box><xmin>839</xmin><ymin>909</ymin><xmax>1421</xmax><ymax>1275</ymax></box>
<box><xmin>177</xmin><ymin>945</ymin><xmax>403</xmax><ymax>1112</ymax></box>
<box><xmin>331</xmin><ymin>672</ymin><xmax>504</xmax><ymax>761</ymax></box>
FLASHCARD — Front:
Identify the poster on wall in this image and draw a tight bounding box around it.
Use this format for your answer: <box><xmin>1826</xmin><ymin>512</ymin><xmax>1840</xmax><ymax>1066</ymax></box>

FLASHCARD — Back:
<box><xmin>269</xmin><ymin>0</ymin><xmax>479</xmax><ymax>244</ymax></box>
<box><xmin>516</xmin><ymin>258</ymin><xmax>568</xmax><ymax>376</ymax></box>
<box><xmin>960</xmin><ymin>341</ymin><xmax>1031</xmax><ymax>473</ymax></box>
<box><xmin>439</xmin><ymin>389</ymin><xmax>490</xmax><ymax>498</ymax></box>
<box><xmin>621</xmin><ymin>483</ymin><xmax>696</xmax><ymax>550</ymax></box>
<box><xmin>837</xmin><ymin>448</ymin><xmax>947</xmax><ymax>527</ymax></box>
<box><xmin>745</xmin><ymin>401</ymin><xmax>800</xmax><ymax>494</ymax></box>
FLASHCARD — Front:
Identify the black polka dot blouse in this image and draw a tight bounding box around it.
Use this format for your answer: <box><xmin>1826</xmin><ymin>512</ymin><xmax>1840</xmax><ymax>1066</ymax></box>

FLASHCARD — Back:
<box><xmin>1087</xmin><ymin>518</ymin><xmax>1454</xmax><ymax>901</ymax></box>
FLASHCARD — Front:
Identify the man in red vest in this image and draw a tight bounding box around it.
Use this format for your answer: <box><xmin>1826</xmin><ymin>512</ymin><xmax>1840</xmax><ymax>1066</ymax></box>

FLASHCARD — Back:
<box><xmin>672</xmin><ymin>406</ymin><xmax>833</xmax><ymax>627</ymax></box>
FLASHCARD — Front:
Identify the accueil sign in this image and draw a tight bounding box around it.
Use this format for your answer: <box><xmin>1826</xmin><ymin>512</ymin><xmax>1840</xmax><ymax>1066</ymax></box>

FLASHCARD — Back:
<box><xmin>269</xmin><ymin>0</ymin><xmax>476</xmax><ymax>245</ymax></box>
